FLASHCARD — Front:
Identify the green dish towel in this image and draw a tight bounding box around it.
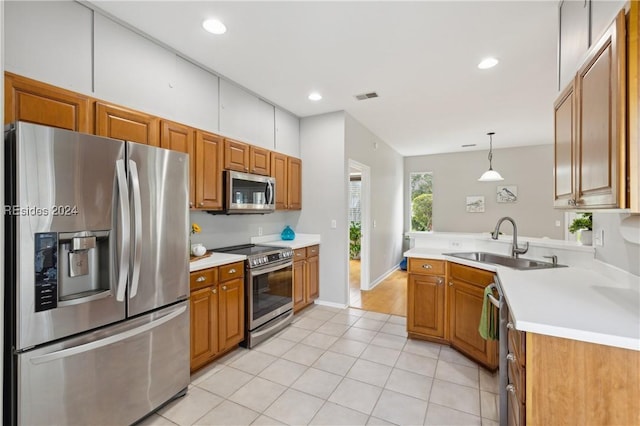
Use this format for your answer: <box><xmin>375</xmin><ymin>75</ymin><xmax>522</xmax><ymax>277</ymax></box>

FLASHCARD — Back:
<box><xmin>479</xmin><ymin>285</ymin><xmax>499</xmax><ymax>340</ymax></box>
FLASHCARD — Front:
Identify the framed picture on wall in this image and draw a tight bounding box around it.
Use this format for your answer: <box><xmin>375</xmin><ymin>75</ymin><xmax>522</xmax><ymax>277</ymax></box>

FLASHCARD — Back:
<box><xmin>466</xmin><ymin>196</ymin><xmax>485</xmax><ymax>213</ymax></box>
<box><xmin>497</xmin><ymin>185</ymin><xmax>518</xmax><ymax>203</ymax></box>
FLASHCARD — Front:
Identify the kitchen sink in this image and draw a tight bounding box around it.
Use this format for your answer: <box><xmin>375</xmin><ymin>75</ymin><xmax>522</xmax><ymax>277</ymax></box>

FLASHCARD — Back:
<box><xmin>444</xmin><ymin>252</ymin><xmax>567</xmax><ymax>270</ymax></box>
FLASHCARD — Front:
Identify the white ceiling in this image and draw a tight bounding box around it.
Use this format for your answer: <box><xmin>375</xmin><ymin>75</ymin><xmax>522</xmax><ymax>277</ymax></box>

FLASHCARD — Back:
<box><xmin>88</xmin><ymin>1</ymin><xmax>559</xmax><ymax>157</ymax></box>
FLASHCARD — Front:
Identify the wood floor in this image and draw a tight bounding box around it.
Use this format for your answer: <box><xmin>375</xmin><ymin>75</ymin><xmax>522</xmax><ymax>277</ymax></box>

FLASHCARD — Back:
<box><xmin>349</xmin><ymin>259</ymin><xmax>407</xmax><ymax>317</ymax></box>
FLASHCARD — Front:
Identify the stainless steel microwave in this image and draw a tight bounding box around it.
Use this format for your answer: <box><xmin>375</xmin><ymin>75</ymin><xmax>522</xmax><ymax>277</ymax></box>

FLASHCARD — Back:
<box><xmin>224</xmin><ymin>170</ymin><xmax>275</xmax><ymax>213</ymax></box>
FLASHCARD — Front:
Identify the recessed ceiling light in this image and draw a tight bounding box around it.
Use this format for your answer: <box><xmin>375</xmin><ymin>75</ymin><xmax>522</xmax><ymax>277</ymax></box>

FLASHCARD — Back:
<box><xmin>308</xmin><ymin>92</ymin><xmax>322</xmax><ymax>101</ymax></box>
<box><xmin>478</xmin><ymin>57</ymin><xmax>499</xmax><ymax>69</ymax></box>
<box><xmin>202</xmin><ymin>18</ymin><xmax>227</xmax><ymax>35</ymax></box>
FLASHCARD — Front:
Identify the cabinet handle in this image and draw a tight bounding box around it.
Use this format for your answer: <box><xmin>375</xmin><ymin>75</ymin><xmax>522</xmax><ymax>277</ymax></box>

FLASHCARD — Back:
<box><xmin>507</xmin><ymin>353</ymin><xmax>517</xmax><ymax>363</ymax></box>
<box><xmin>506</xmin><ymin>384</ymin><xmax>516</xmax><ymax>394</ymax></box>
<box><xmin>212</xmin><ymin>288</ymin><xmax>217</xmax><ymax>294</ymax></box>
<box><xmin>422</xmin><ymin>264</ymin><xmax>433</xmax><ymax>269</ymax></box>
<box><xmin>222</xmin><ymin>285</ymin><xmax>227</xmax><ymax>291</ymax></box>
<box><xmin>199</xmin><ymin>202</ymin><xmax>204</xmax><ymax>207</ymax></box>
<box><xmin>196</xmin><ymin>276</ymin><xmax>206</xmax><ymax>282</ymax></box>
<box><xmin>189</xmin><ymin>201</ymin><xmax>194</xmax><ymax>208</ymax></box>
<box><xmin>228</xmin><ymin>268</ymin><xmax>236</xmax><ymax>274</ymax></box>
<box><xmin>448</xmin><ymin>281</ymin><xmax>453</xmax><ymax>286</ymax></box>
<box><xmin>436</xmin><ymin>277</ymin><xmax>444</xmax><ymax>285</ymax></box>
<box><xmin>507</xmin><ymin>322</ymin><xmax>514</xmax><ymax>330</ymax></box>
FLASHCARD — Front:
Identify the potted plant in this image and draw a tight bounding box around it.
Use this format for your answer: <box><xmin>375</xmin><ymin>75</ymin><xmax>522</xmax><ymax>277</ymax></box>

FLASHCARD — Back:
<box><xmin>349</xmin><ymin>221</ymin><xmax>362</xmax><ymax>260</ymax></box>
<box><xmin>568</xmin><ymin>213</ymin><xmax>593</xmax><ymax>245</ymax></box>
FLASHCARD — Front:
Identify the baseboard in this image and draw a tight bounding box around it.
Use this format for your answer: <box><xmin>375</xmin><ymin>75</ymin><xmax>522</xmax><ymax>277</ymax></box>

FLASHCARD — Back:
<box><xmin>365</xmin><ymin>265</ymin><xmax>401</xmax><ymax>291</ymax></box>
<box><xmin>313</xmin><ymin>299</ymin><xmax>349</xmax><ymax>309</ymax></box>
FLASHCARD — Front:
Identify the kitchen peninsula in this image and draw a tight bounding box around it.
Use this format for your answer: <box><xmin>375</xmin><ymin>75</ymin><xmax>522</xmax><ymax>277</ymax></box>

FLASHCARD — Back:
<box><xmin>405</xmin><ymin>232</ymin><xmax>640</xmax><ymax>425</ymax></box>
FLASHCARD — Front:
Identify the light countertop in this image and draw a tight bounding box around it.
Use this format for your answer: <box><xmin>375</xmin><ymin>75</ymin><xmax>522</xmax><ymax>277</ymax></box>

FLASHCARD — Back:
<box><xmin>404</xmin><ymin>248</ymin><xmax>640</xmax><ymax>351</ymax></box>
<box><xmin>251</xmin><ymin>233</ymin><xmax>321</xmax><ymax>249</ymax></box>
<box><xmin>189</xmin><ymin>253</ymin><xmax>246</xmax><ymax>272</ymax></box>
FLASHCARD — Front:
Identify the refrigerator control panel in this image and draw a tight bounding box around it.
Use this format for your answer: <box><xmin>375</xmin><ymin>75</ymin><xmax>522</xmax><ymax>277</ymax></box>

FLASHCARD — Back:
<box><xmin>34</xmin><ymin>232</ymin><xmax>58</xmax><ymax>312</ymax></box>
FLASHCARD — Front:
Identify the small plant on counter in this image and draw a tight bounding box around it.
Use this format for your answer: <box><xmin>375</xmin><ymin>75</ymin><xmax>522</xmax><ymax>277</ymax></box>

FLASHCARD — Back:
<box><xmin>349</xmin><ymin>221</ymin><xmax>362</xmax><ymax>260</ymax></box>
<box><xmin>568</xmin><ymin>213</ymin><xmax>592</xmax><ymax>234</ymax></box>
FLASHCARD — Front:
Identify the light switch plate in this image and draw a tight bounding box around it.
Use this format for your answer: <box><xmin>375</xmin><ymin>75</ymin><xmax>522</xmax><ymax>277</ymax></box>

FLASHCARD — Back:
<box><xmin>331</xmin><ymin>219</ymin><xmax>337</xmax><ymax>229</ymax></box>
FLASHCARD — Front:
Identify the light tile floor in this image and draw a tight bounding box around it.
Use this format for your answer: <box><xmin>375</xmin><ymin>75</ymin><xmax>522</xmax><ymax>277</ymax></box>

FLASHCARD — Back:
<box><xmin>139</xmin><ymin>305</ymin><xmax>499</xmax><ymax>426</ymax></box>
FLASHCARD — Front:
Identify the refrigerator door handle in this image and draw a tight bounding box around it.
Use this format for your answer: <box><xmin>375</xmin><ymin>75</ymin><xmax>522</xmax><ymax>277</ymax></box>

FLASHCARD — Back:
<box><xmin>29</xmin><ymin>305</ymin><xmax>187</xmax><ymax>365</ymax></box>
<box><xmin>128</xmin><ymin>160</ymin><xmax>143</xmax><ymax>299</ymax></box>
<box><xmin>115</xmin><ymin>159</ymin><xmax>130</xmax><ymax>302</ymax></box>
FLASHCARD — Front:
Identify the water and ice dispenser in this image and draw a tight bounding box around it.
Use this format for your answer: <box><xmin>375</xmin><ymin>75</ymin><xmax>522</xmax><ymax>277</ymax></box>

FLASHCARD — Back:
<box><xmin>34</xmin><ymin>230</ymin><xmax>111</xmax><ymax>312</ymax></box>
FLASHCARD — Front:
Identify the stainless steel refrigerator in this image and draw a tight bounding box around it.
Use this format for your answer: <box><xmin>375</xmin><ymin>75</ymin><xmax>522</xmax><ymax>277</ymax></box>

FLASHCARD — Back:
<box><xmin>3</xmin><ymin>122</ymin><xmax>190</xmax><ymax>425</ymax></box>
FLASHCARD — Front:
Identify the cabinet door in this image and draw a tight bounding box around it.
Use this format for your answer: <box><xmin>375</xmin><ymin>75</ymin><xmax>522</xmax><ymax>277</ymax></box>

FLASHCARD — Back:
<box><xmin>271</xmin><ymin>152</ymin><xmax>288</xmax><ymax>210</ymax></box>
<box><xmin>449</xmin><ymin>278</ymin><xmax>497</xmax><ymax>369</ymax></box>
<box><xmin>224</xmin><ymin>138</ymin><xmax>250</xmax><ymax>172</ymax></box>
<box><xmin>287</xmin><ymin>157</ymin><xmax>302</xmax><ymax>210</ymax></box>
<box><xmin>161</xmin><ymin>120</ymin><xmax>195</xmax><ymax>207</ymax></box>
<box><xmin>306</xmin><ymin>255</ymin><xmax>320</xmax><ymax>302</ymax></box>
<box><xmin>219</xmin><ymin>278</ymin><xmax>245</xmax><ymax>350</ymax></box>
<box><xmin>553</xmin><ymin>82</ymin><xmax>576</xmax><ymax>208</ymax></box>
<box><xmin>576</xmin><ymin>11</ymin><xmax>626</xmax><ymax>208</ymax></box>
<box><xmin>293</xmin><ymin>260</ymin><xmax>306</xmax><ymax>312</ymax></box>
<box><xmin>250</xmin><ymin>146</ymin><xmax>271</xmax><ymax>176</ymax></box>
<box><xmin>407</xmin><ymin>274</ymin><xmax>445</xmax><ymax>339</ymax></box>
<box><xmin>195</xmin><ymin>131</ymin><xmax>223</xmax><ymax>210</ymax></box>
<box><xmin>95</xmin><ymin>102</ymin><xmax>159</xmax><ymax>146</ymax></box>
<box><xmin>559</xmin><ymin>0</ymin><xmax>590</xmax><ymax>89</ymax></box>
<box><xmin>4</xmin><ymin>72</ymin><xmax>90</xmax><ymax>132</ymax></box>
<box><xmin>190</xmin><ymin>286</ymin><xmax>218</xmax><ymax>371</ymax></box>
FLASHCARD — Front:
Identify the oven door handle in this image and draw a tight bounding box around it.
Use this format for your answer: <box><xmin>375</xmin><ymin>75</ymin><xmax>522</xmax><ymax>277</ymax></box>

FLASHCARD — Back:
<box><xmin>250</xmin><ymin>261</ymin><xmax>293</xmax><ymax>276</ymax></box>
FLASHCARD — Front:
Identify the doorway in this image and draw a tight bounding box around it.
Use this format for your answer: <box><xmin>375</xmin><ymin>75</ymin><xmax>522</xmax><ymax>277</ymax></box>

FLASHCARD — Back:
<box><xmin>348</xmin><ymin>160</ymin><xmax>370</xmax><ymax>308</ymax></box>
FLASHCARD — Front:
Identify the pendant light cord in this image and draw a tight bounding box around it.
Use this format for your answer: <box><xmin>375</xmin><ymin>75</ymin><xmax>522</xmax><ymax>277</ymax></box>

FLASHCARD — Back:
<box><xmin>487</xmin><ymin>132</ymin><xmax>495</xmax><ymax>171</ymax></box>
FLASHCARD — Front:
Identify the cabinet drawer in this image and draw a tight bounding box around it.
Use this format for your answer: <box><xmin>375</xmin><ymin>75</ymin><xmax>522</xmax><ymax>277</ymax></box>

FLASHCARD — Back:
<box><xmin>306</xmin><ymin>245</ymin><xmax>320</xmax><ymax>257</ymax></box>
<box><xmin>508</xmin><ymin>314</ymin><xmax>526</xmax><ymax>368</ymax></box>
<box><xmin>507</xmin><ymin>383</ymin><xmax>525</xmax><ymax>426</ymax></box>
<box><xmin>190</xmin><ymin>268</ymin><xmax>218</xmax><ymax>291</ymax></box>
<box><xmin>219</xmin><ymin>261</ymin><xmax>244</xmax><ymax>282</ymax></box>
<box><xmin>293</xmin><ymin>248</ymin><xmax>307</xmax><ymax>261</ymax></box>
<box><xmin>408</xmin><ymin>258</ymin><xmax>445</xmax><ymax>275</ymax></box>
<box><xmin>449</xmin><ymin>263</ymin><xmax>494</xmax><ymax>286</ymax></box>
<box><xmin>508</xmin><ymin>355</ymin><xmax>526</xmax><ymax>403</ymax></box>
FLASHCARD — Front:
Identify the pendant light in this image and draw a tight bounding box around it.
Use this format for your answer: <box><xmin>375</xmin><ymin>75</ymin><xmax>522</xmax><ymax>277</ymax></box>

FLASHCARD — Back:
<box><xmin>478</xmin><ymin>132</ymin><xmax>504</xmax><ymax>182</ymax></box>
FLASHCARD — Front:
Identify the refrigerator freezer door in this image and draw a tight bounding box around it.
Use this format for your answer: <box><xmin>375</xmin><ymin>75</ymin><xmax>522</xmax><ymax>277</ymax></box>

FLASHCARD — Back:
<box><xmin>127</xmin><ymin>142</ymin><xmax>189</xmax><ymax>317</ymax></box>
<box><xmin>17</xmin><ymin>301</ymin><xmax>189</xmax><ymax>425</ymax></box>
<box><xmin>8</xmin><ymin>122</ymin><xmax>127</xmax><ymax>350</ymax></box>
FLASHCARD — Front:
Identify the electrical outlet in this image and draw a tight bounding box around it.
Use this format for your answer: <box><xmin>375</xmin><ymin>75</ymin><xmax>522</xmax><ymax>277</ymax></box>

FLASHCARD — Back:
<box><xmin>373</xmin><ymin>220</ymin><xmax>377</xmax><ymax>228</ymax></box>
<box><xmin>555</xmin><ymin>220</ymin><xmax>561</xmax><ymax>227</ymax></box>
<box><xmin>450</xmin><ymin>241</ymin><xmax>461</xmax><ymax>248</ymax></box>
<box><xmin>258</xmin><ymin>226</ymin><xmax>263</xmax><ymax>236</ymax></box>
<box><xmin>594</xmin><ymin>228</ymin><xmax>604</xmax><ymax>246</ymax></box>
<box><xmin>331</xmin><ymin>219</ymin><xmax>337</xmax><ymax>229</ymax></box>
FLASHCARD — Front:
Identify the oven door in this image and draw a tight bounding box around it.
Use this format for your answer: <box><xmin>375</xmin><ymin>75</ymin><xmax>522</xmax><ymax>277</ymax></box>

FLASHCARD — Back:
<box><xmin>248</xmin><ymin>260</ymin><xmax>293</xmax><ymax>330</ymax></box>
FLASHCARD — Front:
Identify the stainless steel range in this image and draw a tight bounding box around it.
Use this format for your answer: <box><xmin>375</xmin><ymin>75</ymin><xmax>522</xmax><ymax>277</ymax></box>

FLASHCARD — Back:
<box><xmin>214</xmin><ymin>244</ymin><xmax>294</xmax><ymax>348</ymax></box>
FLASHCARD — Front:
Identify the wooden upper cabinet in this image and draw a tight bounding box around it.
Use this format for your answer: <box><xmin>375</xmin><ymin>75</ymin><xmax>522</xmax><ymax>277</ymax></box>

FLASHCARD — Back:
<box><xmin>161</xmin><ymin>120</ymin><xmax>195</xmax><ymax>207</ymax></box>
<box><xmin>287</xmin><ymin>157</ymin><xmax>302</xmax><ymax>210</ymax></box>
<box><xmin>95</xmin><ymin>101</ymin><xmax>159</xmax><ymax>146</ymax></box>
<box><xmin>195</xmin><ymin>131</ymin><xmax>224</xmax><ymax>210</ymax></box>
<box><xmin>250</xmin><ymin>146</ymin><xmax>271</xmax><ymax>175</ymax></box>
<box><xmin>629</xmin><ymin>1</ymin><xmax>640</xmax><ymax>213</ymax></box>
<box><xmin>575</xmin><ymin>10</ymin><xmax>626</xmax><ymax>208</ymax></box>
<box><xmin>271</xmin><ymin>152</ymin><xmax>288</xmax><ymax>210</ymax></box>
<box><xmin>553</xmin><ymin>82</ymin><xmax>576</xmax><ymax>208</ymax></box>
<box><xmin>4</xmin><ymin>72</ymin><xmax>90</xmax><ymax>132</ymax></box>
<box><xmin>224</xmin><ymin>138</ymin><xmax>250</xmax><ymax>172</ymax></box>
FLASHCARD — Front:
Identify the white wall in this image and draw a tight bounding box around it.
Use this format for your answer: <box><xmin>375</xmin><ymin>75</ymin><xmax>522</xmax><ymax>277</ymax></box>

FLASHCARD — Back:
<box><xmin>298</xmin><ymin>112</ymin><xmax>348</xmax><ymax>306</ymax></box>
<box><xmin>593</xmin><ymin>213</ymin><xmax>640</xmax><ymax>276</ymax></box>
<box><xmin>345</xmin><ymin>113</ymin><xmax>404</xmax><ymax>285</ymax></box>
<box><xmin>1</xmin><ymin>1</ymin><xmax>5</xmax><ymax>420</ymax></box>
<box><xmin>404</xmin><ymin>145</ymin><xmax>564</xmax><ymax>239</ymax></box>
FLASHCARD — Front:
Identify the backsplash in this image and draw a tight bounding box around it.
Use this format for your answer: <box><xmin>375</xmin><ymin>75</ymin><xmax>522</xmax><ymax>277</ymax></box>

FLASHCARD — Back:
<box><xmin>189</xmin><ymin>210</ymin><xmax>301</xmax><ymax>249</ymax></box>
<box><xmin>593</xmin><ymin>213</ymin><xmax>640</xmax><ymax>276</ymax></box>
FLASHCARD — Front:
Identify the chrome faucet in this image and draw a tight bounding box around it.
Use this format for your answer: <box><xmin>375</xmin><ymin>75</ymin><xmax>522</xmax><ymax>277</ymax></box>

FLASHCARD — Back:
<box><xmin>492</xmin><ymin>217</ymin><xmax>529</xmax><ymax>258</ymax></box>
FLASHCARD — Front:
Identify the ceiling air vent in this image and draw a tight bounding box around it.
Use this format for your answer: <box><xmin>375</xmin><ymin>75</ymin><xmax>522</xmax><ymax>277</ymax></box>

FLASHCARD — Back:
<box><xmin>354</xmin><ymin>92</ymin><xmax>379</xmax><ymax>101</ymax></box>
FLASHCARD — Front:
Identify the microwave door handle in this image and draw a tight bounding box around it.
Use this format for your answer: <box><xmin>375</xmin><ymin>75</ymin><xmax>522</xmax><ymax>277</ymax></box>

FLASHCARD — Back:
<box><xmin>115</xmin><ymin>159</ymin><xmax>130</xmax><ymax>302</ymax></box>
<box><xmin>267</xmin><ymin>181</ymin><xmax>274</xmax><ymax>205</ymax></box>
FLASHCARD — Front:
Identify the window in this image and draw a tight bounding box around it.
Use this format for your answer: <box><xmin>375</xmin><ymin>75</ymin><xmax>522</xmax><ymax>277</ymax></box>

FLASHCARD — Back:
<box><xmin>410</xmin><ymin>172</ymin><xmax>433</xmax><ymax>231</ymax></box>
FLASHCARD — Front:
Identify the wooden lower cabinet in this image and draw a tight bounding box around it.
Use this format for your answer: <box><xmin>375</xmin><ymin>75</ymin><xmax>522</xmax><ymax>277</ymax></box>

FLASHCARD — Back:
<box><xmin>189</xmin><ymin>262</ymin><xmax>244</xmax><ymax>372</ymax></box>
<box><xmin>407</xmin><ymin>258</ymin><xmax>498</xmax><ymax>370</ymax></box>
<box><xmin>448</xmin><ymin>263</ymin><xmax>497</xmax><ymax>370</ymax></box>
<box><xmin>526</xmin><ymin>333</ymin><xmax>640</xmax><ymax>425</ymax></box>
<box><xmin>407</xmin><ymin>258</ymin><xmax>446</xmax><ymax>342</ymax></box>
<box><xmin>293</xmin><ymin>245</ymin><xmax>320</xmax><ymax>313</ymax></box>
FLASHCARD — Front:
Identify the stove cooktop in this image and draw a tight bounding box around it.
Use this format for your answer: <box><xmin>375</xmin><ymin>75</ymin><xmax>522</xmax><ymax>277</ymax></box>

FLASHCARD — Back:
<box><xmin>212</xmin><ymin>244</ymin><xmax>293</xmax><ymax>268</ymax></box>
